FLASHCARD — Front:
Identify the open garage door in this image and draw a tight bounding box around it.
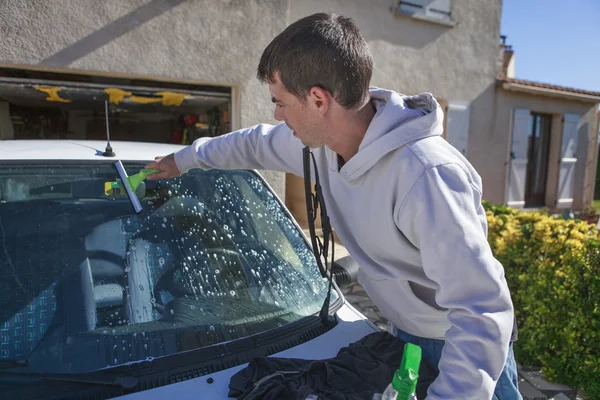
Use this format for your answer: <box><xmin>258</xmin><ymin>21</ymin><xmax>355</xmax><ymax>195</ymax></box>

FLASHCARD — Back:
<box><xmin>0</xmin><ymin>69</ymin><xmax>231</xmax><ymax>144</ymax></box>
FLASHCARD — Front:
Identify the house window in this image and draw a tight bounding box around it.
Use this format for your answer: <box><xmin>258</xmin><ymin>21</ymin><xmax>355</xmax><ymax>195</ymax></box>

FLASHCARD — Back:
<box><xmin>396</xmin><ymin>0</ymin><xmax>452</xmax><ymax>22</ymax></box>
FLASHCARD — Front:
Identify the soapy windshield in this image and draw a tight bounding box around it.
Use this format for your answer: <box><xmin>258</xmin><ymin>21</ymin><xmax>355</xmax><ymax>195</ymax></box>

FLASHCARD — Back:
<box><xmin>0</xmin><ymin>163</ymin><xmax>333</xmax><ymax>374</ymax></box>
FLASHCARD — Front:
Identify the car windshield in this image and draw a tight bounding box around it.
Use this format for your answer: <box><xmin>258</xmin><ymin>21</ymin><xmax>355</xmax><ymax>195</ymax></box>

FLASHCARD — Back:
<box><xmin>0</xmin><ymin>163</ymin><xmax>334</xmax><ymax>374</ymax></box>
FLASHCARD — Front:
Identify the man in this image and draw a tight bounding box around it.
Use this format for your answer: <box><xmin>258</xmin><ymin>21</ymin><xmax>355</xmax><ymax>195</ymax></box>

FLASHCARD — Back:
<box><xmin>146</xmin><ymin>13</ymin><xmax>519</xmax><ymax>400</ymax></box>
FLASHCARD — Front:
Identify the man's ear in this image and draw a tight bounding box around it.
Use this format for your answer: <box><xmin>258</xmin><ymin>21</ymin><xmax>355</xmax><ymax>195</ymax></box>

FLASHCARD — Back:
<box><xmin>308</xmin><ymin>86</ymin><xmax>332</xmax><ymax>115</ymax></box>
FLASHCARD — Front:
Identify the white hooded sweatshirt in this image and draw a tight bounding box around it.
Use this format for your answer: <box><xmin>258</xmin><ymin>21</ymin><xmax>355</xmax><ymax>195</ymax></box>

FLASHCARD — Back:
<box><xmin>174</xmin><ymin>87</ymin><xmax>515</xmax><ymax>399</ymax></box>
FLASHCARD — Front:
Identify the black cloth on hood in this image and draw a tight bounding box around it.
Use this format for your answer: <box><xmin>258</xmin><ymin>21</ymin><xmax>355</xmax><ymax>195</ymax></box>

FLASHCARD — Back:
<box><xmin>228</xmin><ymin>330</ymin><xmax>438</xmax><ymax>400</ymax></box>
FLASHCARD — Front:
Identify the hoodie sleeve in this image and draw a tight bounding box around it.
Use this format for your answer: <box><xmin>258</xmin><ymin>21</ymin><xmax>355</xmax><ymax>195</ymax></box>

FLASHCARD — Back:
<box><xmin>397</xmin><ymin>163</ymin><xmax>514</xmax><ymax>400</ymax></box>
<box><xmin>174</xmin><ymin>122</ymin><xmax>305</xmax><ymax>176</ymax></box>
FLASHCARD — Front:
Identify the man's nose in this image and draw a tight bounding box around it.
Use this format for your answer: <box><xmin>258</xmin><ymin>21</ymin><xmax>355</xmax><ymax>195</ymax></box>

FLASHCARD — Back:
<box><xmin>274</xmin><ymin>108</ymin><xmax>284</xmax><ymax>121</ymax></box>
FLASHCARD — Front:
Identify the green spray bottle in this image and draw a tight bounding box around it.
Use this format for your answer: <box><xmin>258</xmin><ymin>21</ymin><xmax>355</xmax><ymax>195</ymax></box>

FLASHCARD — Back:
<box><xmin>374</xmin><ymin>342</ymin><xmax>422</xmax><ymax>400</ymax></box>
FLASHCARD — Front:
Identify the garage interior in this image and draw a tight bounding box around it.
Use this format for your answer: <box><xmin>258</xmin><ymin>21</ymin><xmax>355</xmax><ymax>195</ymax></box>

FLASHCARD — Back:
<box><xmin>0</xmin><ymin>68</ymin><xmax>232</xmax><ymax>144</ymax></box>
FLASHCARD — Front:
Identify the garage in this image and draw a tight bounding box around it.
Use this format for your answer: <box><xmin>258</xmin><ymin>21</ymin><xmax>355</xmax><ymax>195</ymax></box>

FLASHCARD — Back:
<box><xmin>0</xmin><ymin>69</ymin><xmax>232</xmax><ymax>145</ymax></box>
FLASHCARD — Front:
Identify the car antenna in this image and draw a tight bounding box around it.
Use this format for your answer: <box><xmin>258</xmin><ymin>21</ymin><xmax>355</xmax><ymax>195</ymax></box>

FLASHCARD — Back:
<box><xmin>102</xmin><ymin>100</ymin><xmax>116</xmax><ymax>157</ymax></box>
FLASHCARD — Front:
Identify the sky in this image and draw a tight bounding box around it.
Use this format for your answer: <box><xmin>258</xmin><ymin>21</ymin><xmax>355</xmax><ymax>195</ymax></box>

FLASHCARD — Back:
<box><xmin>500</xmin><ymin>0</ymin><xmax>600</xmax><ymax>92</ymax></box>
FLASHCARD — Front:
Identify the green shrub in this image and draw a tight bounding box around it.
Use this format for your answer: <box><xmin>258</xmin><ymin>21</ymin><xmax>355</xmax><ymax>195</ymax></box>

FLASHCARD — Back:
<box><xmin>484</xmin><ymin>201</ymin><xmax>600</xmax><ymax>395</ymax></box>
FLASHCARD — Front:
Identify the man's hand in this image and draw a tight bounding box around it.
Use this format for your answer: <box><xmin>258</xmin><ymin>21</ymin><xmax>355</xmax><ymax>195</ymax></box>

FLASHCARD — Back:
<box><xmin>144</xmin><ymin>153</ymin><xmax>182</xmax><ymax>180</ymax></box>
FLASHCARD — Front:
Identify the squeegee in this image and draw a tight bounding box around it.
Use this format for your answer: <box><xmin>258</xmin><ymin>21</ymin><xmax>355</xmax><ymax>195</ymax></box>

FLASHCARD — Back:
<box><xmin>111</xmin><ymin>160</ymin><xmax>159</xmax><ymax>213</ymax></box>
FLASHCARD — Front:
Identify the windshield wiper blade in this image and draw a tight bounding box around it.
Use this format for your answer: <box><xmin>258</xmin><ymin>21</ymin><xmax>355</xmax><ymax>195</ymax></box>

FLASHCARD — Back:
<box><xmin>0</xmin><ymin>370</ymin><xmax>139</xmax><ymax>390</ymax></box>
<box><xmin>0</xmin><ymin>359</ymin><xmax>28</xmax><ymax>370</ymax></box>
<box><xmin>303</xmin><ymin>146</ymin><xmax>335</xmax><ymax>324</ymax></box>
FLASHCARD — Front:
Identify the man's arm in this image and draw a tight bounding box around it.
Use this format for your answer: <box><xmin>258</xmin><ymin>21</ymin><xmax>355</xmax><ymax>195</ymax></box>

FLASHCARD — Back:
<box><xmin>397</xmin><ymin>164</ymin><xmax>514</xmax><ymax>400</ymax></box>
<box><xmin>146</xmin><ymin>122</ymin><xmax>304</xmax><ymax>179</ymax></box>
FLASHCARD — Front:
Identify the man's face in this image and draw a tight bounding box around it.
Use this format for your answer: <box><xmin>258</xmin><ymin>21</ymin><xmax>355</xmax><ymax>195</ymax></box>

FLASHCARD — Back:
<box><xmin>268</xmin><ymin>75</ymin><xmax>327</xmax><ymax>148</ymax></box>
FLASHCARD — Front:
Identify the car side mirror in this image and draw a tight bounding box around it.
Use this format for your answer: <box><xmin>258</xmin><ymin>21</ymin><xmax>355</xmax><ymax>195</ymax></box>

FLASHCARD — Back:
<box><xmin>331</xmin><ymin>255</ymin><xmax>359</xmax><ymax>288</ymax></box>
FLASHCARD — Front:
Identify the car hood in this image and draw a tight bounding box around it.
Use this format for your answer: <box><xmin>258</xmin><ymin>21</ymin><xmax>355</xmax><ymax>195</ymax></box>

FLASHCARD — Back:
<box><xmin>114</xmin><ymin>302</ymin><xmax>377</xmax><ymax>400</ymax></box>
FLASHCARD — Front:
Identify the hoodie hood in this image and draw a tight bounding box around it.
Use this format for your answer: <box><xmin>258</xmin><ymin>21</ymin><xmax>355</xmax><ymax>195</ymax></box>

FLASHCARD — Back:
<box><xmin>341</xmin><ymin>87</ymin><xmax>444</xmax><ymax>181</ymax></box>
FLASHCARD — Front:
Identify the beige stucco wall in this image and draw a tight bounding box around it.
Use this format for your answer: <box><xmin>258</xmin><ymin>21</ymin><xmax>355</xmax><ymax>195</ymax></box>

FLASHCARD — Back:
<box><xmin>0</xmin><ymin>0</ymin><xmax>511</xmax><ymax>211</ymax></box>
<box><xmin>0</xmin><ymin>0</ymin><xmax>289</xmax><ymax>196</ymax></box>
<box><xmin>288</xmin><ymin>0</ymin><xmax>503</xmax><ymax>219</ymax></box>
<box><xmin>291</xmin><ymin>0</ymin><xmax>501</xmax><ymax>101</ymax></box>
<box><xmin>492</xmin><ymin>88</ymin><xmax>598</xmax><ymax>209</ymax></box>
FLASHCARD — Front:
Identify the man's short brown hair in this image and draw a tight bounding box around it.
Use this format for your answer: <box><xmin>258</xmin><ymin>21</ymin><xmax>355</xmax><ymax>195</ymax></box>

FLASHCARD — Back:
<box><xmin>257</xmin><ymin>13</ymin><xmax>373</xmax><ymax>109</ymax></box>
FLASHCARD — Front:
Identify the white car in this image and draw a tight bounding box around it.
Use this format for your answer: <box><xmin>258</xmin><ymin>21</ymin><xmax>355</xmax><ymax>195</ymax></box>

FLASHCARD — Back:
<box><xmin>0</xmin><ymin>140</ymin><xmax>376</xmax><ymax>399</ymax></box>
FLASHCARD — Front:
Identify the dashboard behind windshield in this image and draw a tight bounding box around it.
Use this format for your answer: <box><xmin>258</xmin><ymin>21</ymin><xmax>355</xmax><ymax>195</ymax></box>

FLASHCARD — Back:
<box><xmin>0</xmin><ymin>163</ymin><xmax>332</xmax><ymax>375</ymax></box>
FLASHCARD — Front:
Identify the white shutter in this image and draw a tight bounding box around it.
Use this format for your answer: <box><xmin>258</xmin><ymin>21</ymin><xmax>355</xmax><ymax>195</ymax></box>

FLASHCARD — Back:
<box><xmin>557</xmin><ymin>114</ymin><xmax>580</xmax><ymax>208</ymax></box>
<box><xmin>506</xmin><ymin>109</ymin><xmax>532</xmax><ymax>208</ymax></box>
<box><xmin>398</xmin><ymin>0</ymin><xmax>426</xmax><ymax>12</ymax></box>
<box><xmin>445</xmin><ymin>102</ymin><xmax>470</xmax><ymax>157</ymax></box>
<box><xmin>397</xmin><ymin>0</ymin><xmax>451</xmax><ymax>20</ymax></box>
<box><xmin>425</xmin><ymin>0</ymin><xmax>451</xmax><ymax>20</ymax></box>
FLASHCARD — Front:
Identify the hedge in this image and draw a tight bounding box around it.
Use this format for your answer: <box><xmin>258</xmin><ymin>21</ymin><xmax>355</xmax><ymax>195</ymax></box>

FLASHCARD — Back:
<box><xmin>484</xmin><ymin>201</ymin><xmax>600</xmax><ymax>396</ymax></box>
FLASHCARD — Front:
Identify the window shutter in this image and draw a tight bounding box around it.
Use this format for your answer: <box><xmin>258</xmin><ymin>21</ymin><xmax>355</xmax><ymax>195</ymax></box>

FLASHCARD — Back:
<box><xmin>397</xmin><ymin>0</ymin><xmax>451</xmax><ymax>21</ymax></box>
<box><xmin>506</xmin><ymin>109</ymin><xmax>532</xmax><ymax>208</ymax></box>
<box><xmin>425</xmin><ymin>0</ymin><xmax>451</xmax><ymax>20</ymax></box>
<box><xmin>398</xmin><ymin>0</ymin><xmax>427</xmax><ymax>14</ymax></box>
<box><xmin>557</xmin><ymin>114</ymin><xmax>580</xmax><ymax>208</ymax></box>
<box><xmin>445</xmin><ymin>101</ymin><xmax>470</xmax><ymax>157</ymax></box>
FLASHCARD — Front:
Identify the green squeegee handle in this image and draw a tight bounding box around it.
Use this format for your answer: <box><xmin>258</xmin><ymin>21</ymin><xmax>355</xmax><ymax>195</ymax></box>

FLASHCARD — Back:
<box><xmin>126</xmin><ymin>169</ymin><xmax>161</xmax><ymax>191</ymax></box>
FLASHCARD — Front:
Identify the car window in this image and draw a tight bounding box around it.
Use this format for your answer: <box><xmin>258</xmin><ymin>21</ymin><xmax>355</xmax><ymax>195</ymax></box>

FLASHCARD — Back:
<box><xmin>0</xmin><ymin>163</ymin><xmax>335</xmax><ymax>374</ymax></box>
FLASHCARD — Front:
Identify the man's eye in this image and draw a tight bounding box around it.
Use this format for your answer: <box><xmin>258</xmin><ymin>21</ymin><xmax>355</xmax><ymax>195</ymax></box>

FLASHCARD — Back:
<box><xmin>276</xmin><ymin>103</ymin><xmax>283</xmax><ymax>108</ymax></box>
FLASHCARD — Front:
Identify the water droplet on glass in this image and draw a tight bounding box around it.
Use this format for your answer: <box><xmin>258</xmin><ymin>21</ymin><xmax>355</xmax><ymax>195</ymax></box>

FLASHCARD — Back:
<box><xmin>230</xmin><ymin>290</ymin><xmax>235</xmax><ymax>296</ymax></box>
<box><xmin>209</xmin><ymin>325</ymin><xmax>215</xmax><ymax>332</ymax></box>
<box><xmin>124</xmin><ymin>267</ymin><xmax>131</xmax><ymax>272</ymax></box>
<box><xmin>112</xmin><ymin>329</ymin><xmax>116</xmax><ymax>334</ymax></box>
<box><xmin>215</xmin><ymin>269</ymin><xmax>220</xmax><ymax>274</ymax></box>
<box><xmin>170</xmin><ymin>309</ymin><xmax>174</xmax><ymax>315</ymax></box>
<box><xmin>139</xmin><ymin>284</ymin><xmax>144</xmax><ymax>291</ymax></box>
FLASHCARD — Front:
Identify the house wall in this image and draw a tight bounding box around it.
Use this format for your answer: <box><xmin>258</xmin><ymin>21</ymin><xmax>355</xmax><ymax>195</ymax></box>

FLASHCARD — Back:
<box><xmin>0</xmin><ymin>0</ymin><xmax>505</xmax><ymax>214</ymax></box>
<box><xmin>0</xmin><ymin>0</ymin><xmax>289</xmax><ymax>197</ymax></box>
<box><xmin>492</xmin><ymin>88</ymin><xmax>598</xmax><ymax>209</ymax></box>
<box><xmin>287</xmin><ymin>0</ymin><xmax>503</xmax><ymax>224</ymax></box>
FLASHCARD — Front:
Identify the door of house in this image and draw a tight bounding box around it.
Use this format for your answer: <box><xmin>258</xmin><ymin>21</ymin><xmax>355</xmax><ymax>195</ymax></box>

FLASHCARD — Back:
<box><xmin>525</xmin><ymin>113</ymin><xmax>552</xmax><ymax>207</ymax></box>
<box><xmin>557</xmin><ymin>114</ymin><xmax>580</xmax><ymax>208</ymax></box>
<box><xmin>507</xmin><ymin>109</ymin><xmax>532</xmax><ymax>208</ymax></box>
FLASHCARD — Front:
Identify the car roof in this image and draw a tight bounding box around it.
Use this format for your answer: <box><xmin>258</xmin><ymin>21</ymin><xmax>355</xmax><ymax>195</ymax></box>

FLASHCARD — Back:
<box><xmin>0</xmin><ymin>140</ymin><xmax>185</xmax><ymax>161</ymax></box>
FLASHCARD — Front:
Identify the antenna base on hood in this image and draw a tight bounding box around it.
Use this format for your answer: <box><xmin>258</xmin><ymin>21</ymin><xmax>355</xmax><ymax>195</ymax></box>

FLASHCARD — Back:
<box><xmin>103</xmin><ymin>143</ymin><xmax>116</xmax><ymax>157</ymax></box>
